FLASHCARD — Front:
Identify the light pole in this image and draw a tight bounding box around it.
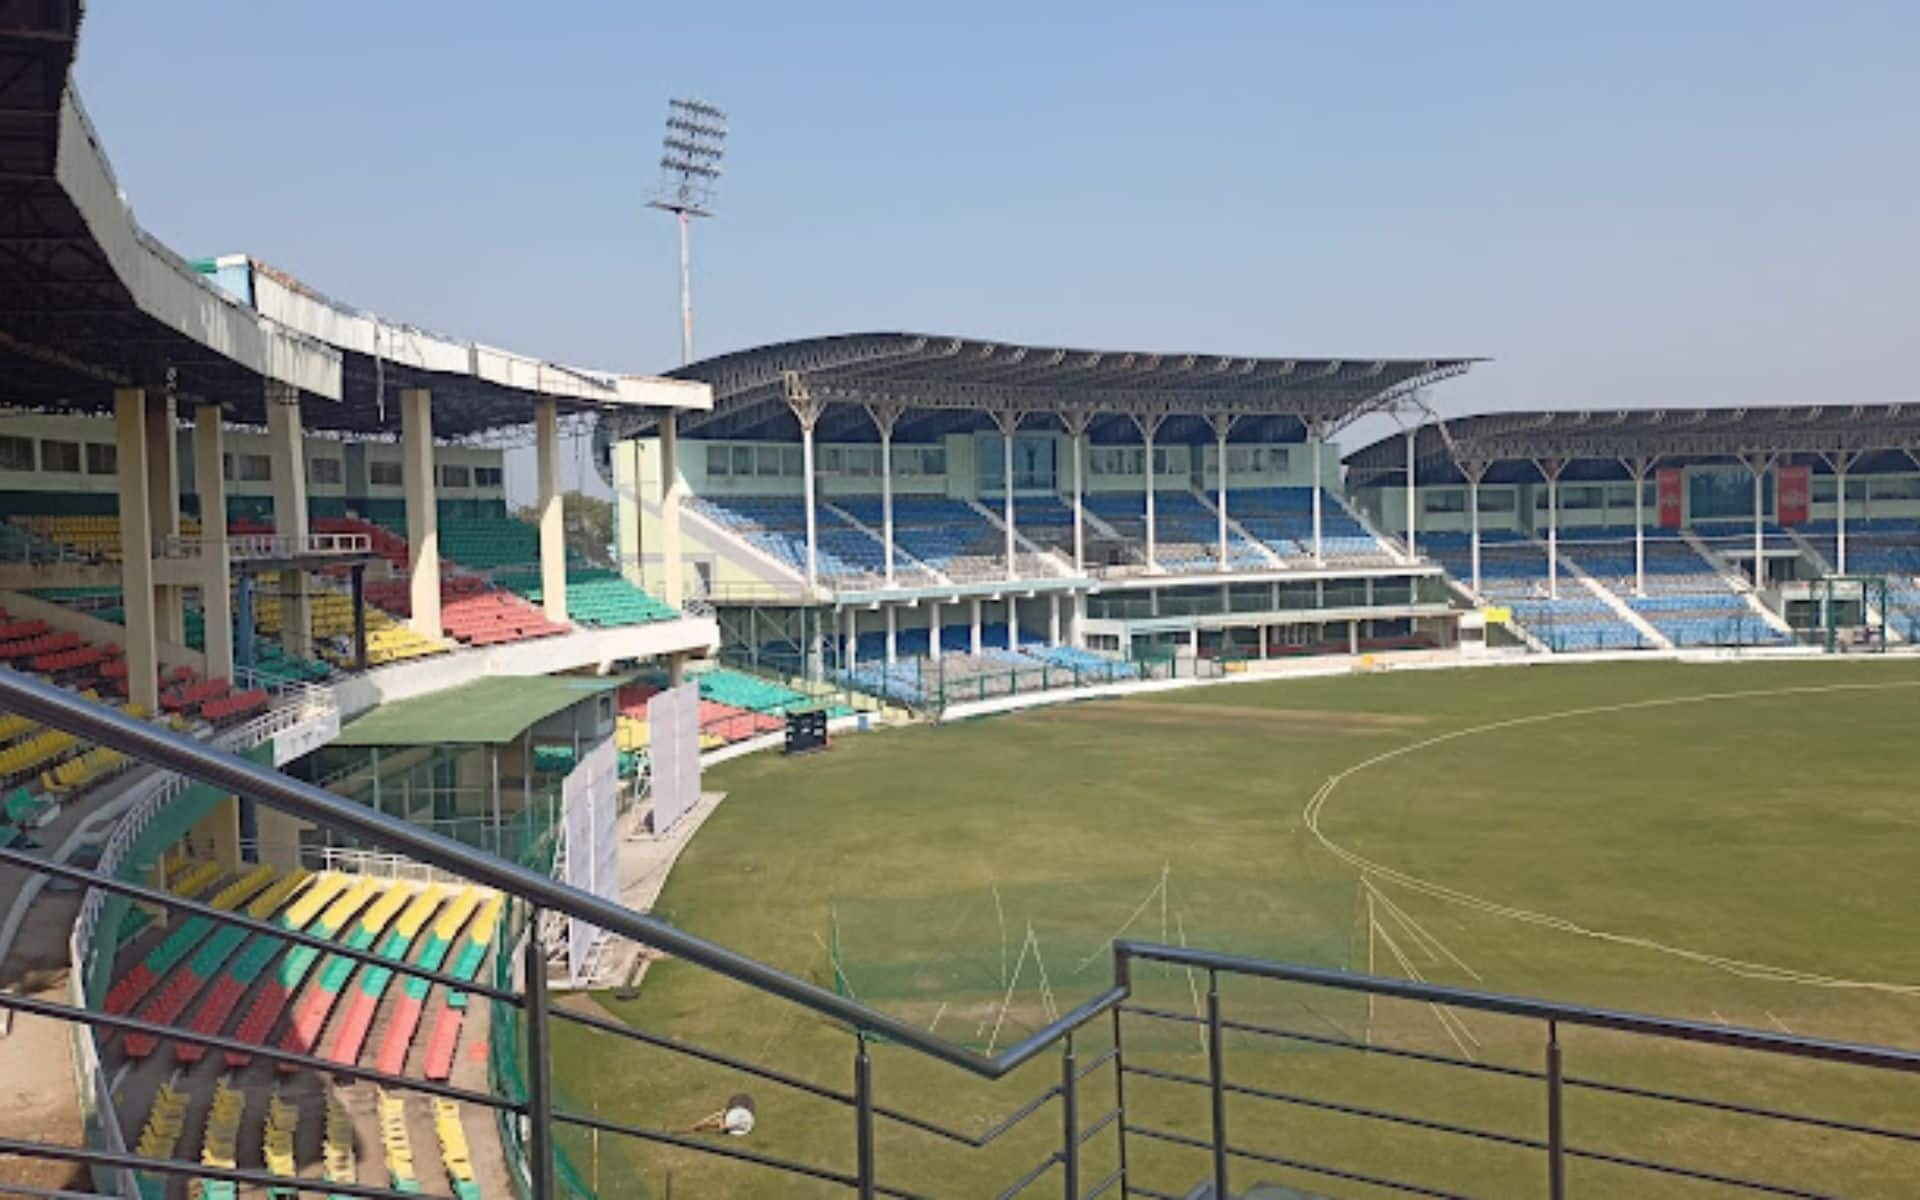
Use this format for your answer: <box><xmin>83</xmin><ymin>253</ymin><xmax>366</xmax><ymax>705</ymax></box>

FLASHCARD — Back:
<box><xmin>647</xmin><ymin>97</ymin><xmax>728</xmax><ymax>366</ymax></box>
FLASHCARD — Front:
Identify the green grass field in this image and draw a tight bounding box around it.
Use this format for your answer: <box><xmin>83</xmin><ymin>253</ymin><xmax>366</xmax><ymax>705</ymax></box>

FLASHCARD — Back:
<box><xmin>552</xmin><ymin>657</ymin><xmax>1920</xmax><ymax>1198</ymax></box>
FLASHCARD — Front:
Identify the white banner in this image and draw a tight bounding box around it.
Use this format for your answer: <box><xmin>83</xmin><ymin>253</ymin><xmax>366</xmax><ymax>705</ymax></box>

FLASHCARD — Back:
<box><xmin>563</xmin><ymin>735</ymin><xmax>621</xmax><ymax>986</ymax></box>
<box><xmin>647</xmin><ymin>681</ymin><xmax>701</xmax><ymax>836</ymax></box>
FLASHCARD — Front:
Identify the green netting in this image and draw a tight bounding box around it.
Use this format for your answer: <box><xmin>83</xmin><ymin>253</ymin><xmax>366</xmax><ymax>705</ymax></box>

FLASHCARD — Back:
<box><xmin>826</xmin><ymin>872</ymin><xmax>1362</xmax><ymax>1055</ymax></box>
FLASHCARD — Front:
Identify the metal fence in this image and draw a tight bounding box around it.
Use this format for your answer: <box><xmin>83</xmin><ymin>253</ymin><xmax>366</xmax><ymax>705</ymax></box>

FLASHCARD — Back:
<box><xmin>6</xmin><ymin>668</ymin><xmax>1920</xmax><ymax>1199</ymax></box>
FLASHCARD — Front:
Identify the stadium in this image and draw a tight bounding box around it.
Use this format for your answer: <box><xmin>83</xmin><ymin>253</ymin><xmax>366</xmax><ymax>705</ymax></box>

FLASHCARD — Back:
<box><xmin>5</xmin><ymin>7</ymin><xmax>1920</xmax><ymax>1200</ymax></box>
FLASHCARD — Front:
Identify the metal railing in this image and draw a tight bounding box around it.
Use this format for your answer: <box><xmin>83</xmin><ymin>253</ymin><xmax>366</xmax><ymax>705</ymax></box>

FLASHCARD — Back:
<box><xmin>5</xmin><ymin>666</ymin><xmax>1920</xmax><ymax>1198</ymax></box>
<box><xmin>156</xmin><ymin>531</ymin><xmax>373</xmax><ymax>560</ymax></box>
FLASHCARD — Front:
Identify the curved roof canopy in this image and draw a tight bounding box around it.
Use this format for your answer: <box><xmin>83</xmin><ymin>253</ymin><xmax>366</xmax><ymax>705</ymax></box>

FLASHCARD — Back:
<box><xmin>1347</xmin><ymin>405</ymin><xmax>1920</xmax><ymax>488</ymax></box>
<box><xmin>0</xmin><ymin>7</ymin><xmax>704</xmax><ymax>437</ymax></box>
<box><xmin>640</xmin><ymin>333</ymin><xmax>1479</xmax><ymax>445</ymax></box>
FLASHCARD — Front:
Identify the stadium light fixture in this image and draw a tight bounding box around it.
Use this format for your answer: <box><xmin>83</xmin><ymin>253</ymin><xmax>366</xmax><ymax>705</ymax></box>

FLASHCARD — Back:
<box><xmin>647</xmin><ymin>97</ymin><xmax>729</xmax><ymax>365</ymax></box>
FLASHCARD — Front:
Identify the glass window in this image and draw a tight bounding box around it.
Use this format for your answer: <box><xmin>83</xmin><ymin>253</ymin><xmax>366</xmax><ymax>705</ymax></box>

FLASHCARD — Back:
<box><xmin>308</xmin><ymin>457</ymin><xmax>342</xmax><ymax>485</ymax></box>
<box><xmin>1872</xmin><ymin>475</ymin><xmax>1920</xmax><ymax>500</ymax></box>
<box><xmin>369</xmin><ymin>460</ymin><xmax>403</xmax><ymax>487</ymax></box>
<box><xmin>1477</xmin><ymin>488</ymin><xmax>1515</xmax><ymax>512</ymax></box>
<box><xmin>40</xmin><ymin>439</ymin><xmax>80</xmax><ymax>472</ymax></box>
<box><xmin>85</xmin><ymin>442</ymin><xmax>115</xmax><ymax>474</ymax></box>
<box><xmin>474</xmin><ymin>466</ymin><xmax>503</xmax><ymax>488</ymax></box>
<box><xmin>239</xmin><ymin>454</ymin><xmax>272</xmax><ymax>482</ymax></box>
<box><xmin>848</xmin><ymin>447</ymin><xmax>879</xmax><ymax>477</ymax></box>
<box><xmin>923</xmin><ymin>446</ymin><xmax>946</xmax><ymax>476</ymax></box>
<box><xmin>897</xmin><ymin>447</ymin><xmax>922</xmax><ymax>477</ymax></box>
<box><xmin>1423</xmin><ymin>489</ymin><xmax>1466</xmax><ymax>514</ymax></box>
<box><xmin>1563</xmin><ymin>485</ymin><xmax>1604</xmax><ymax>510</ymax></box>
<box><xmin>223</xmin><ymin>453</ymin><xmax>236</xmax><ymax>481</ymax></box>
<box><xmin>707</xmin><ymin>444</ymin><xmax>731</xmax><ymax>477</ymax></box>
<box><xmin>755</xmin><ymin>446</ymin><xmax>781</xmax><ymax>477</ymax></box>
<box><xmin>781</xmin><ymin>446</ymin><xmax>803</xmax><ymax>476</ymax></box>
<box><xmin>734</xmin><ymin>446</ymin><xmax>755</xmax><ymax>477</ymax></box>
<box><xmin>439</xmin><ymin>464</ymin><xmax>471</xmax><ymax>488</ymax></box>
<box><xmin>0</xmin><ymin>435</ymin><xmax>33</xmax><ymax>471</ymax></box>
<box><xmin>821</xmin><ymin>447</ymin><xmax>843</xmax><ymax>473</ymax></box>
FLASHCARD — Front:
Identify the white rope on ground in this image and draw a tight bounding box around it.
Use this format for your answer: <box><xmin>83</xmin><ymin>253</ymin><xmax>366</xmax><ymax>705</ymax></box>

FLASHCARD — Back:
<box><xmin>1365</xmin><ymin>876</ymin><xmax>1485</xmax><ymax>984</ymax></box>
<box><xmin>1073</xmin><ymin>864</ymin><xmax>1170</xmax><ymax>974</ymax></box>
<box><xmin>1373</xmin><ymin>916</ymin><xmax>1478</xmax><ymax>1059</ymax></box>
<box><xmin>1177</xmin><ymin>914</ymin><xmax>1206</xmax><ymax>1055</ymax></box>
<box><xmin>1306</xmin><ymin>679</ymin><xmax>1920</xmax><ymax>998</ymax></box>
<box><xmin>984</xmin><ymin>929</ymin><xmax>1033</xmax><ymax>1055</ymax></box>
<box><xmin>993</xmin><ymin>883</ymin><xmax>1008</xmax><ymax>992</ymax></box>
<box><xmin>1028</xmin><ymin>923</ymin><xmax>1061</xmax><ymax>1025</ymax></box>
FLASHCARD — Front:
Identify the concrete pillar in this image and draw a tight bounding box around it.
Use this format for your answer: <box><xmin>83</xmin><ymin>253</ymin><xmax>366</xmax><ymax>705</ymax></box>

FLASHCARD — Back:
<box><xmin>1215</xmin><ymin>425</ymin><xmax>1230</xmax><ymax>567</ymax></box>
<box><xmin>660</xmin><ymin>411</ymin><xmax>685</xmax><ymax>607</ymax></box>
<box><xmin>1349</xmin><ymin>619</ymin><xmax>1360</xmax><ymax>655</ymax></box>
<box><xmin>667</xmin><ymin>652</ymin><xmax>686</xmax><ymax>687</ymax></box>
<box><xmin>265</xmin><ymin>382</ymin><xmax>311</xmax><ymax>659</ymax></box>
<box><xmin>843</xmin><ymin>608</ymin><xmax>856</xmax><ymax>671</ymax></box>
<box><xmin>1049</xmin><ymin>592</ymin><xmax>1061</xmax><ymax>646</ymax></box>
<box><xmin>970</xmin><ymin>598</ymin><xmax>983</xmax><ymax>655</ymax></box>
<box><xmin>1634</xmin><ymin>472</ymin><xmax>1647</xmax><ymax>595</ymax></box>
<box><xmin>193</xmin><ymin>406</ymin><xmax>234</xmax><ymax>681</ymax></box>
<box><xmin>880</xmin><ymin>426</ymin><xmax>895</xmax><ymax>587</ymax></box>
<box><xmin>884</xmin><ymin>605</ymin><xmax>897</xmax><ymax>666</ymax></box>
<box><xmin>1143</xmin><ymin>426</ymin><xmax>1158</xmax><ymax>570</ymax></box>
<box><xmin>1547</xmin><ymin>474</ymin><xmax>1560</xmax><ymax>599</ymax></box>
<box><xmin>1468</xmin><ymin>475</ymin><xmax>1482</xmax><ymax>595</ymax></box>
<box><xmin>1404</xmin><ymin>428</ymin><xmax>1418</xmax><ymax>563</ymax></box>
<box><xmin>1311</xmin><ymin>429</ymin><xmax>1325</xmax><ymax>563</ymax></box>
<box><xmin>926</xmin><ymin>599</ymin><xmax>941</xmax><ymax>656</ymax></box>
<box><xmin>401</xmin><ymin>388</ymin><xmax>442</xmax><ymax>639</ymax></box>
<box><xmin>1071</xmin><ymin>430</ymin><xmax>1086</xmax><ymax>573</ymax></box>
<box><xmin>801</xmin><ymin>422</ymin><xmax>819</xmax><ymax>589</ymax></box>
<box><xmin>1260</xmin><ymin>625</ymin><xmax>1271</xmax><ymax>659</ymax></box>
<box><xmin>145</xmin><ymin>392</ymin><xmax>185</xmax><ymax>645</ymax></box>
<box><xmin>1836</xmin><ymin>463</ymin><xmax>1849</xmax><ymax>575</ymax></box>
<box><xmin>1008</xmin><ymin>597</ymin><xmax>1020</xmax><ymax>650</ymax></box>
<box><xmin>1003</xmin><ymin>429</ymin><xmax>1017</xmax><ymax>580</ymax></box>
<box><xmin>535</xmin><ymin>399</ymin><xmax>568</xmax><ymax>622</ymax></box>
<box><xmin>1070</xmin><ymin>592</ymin><xmax>1087</xmax><ymax>650</ymax></box>
<box><xmin>114</xmin><ymin>389</ymin><xmax>160</xmax><ymax>711</ymax></box>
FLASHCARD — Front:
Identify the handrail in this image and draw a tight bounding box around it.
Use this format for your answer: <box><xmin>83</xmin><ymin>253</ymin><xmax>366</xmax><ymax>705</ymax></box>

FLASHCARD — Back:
<box><xmin>1117</xmin><ymin>939</ymin><xmax>1920</xmax><ymax>1074</ymax></box>
<box><xmin>0</xmin><ymin>665</ymin><xmax>1119</xmax><ymax>1079</ymax></box>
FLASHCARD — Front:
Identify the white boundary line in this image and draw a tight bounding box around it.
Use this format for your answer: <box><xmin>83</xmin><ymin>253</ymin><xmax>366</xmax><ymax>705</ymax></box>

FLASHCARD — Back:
<box><xmin>1304</xmin><ymin>678</ymin><xmax>1920</xmax><ymax>998</ymax></box>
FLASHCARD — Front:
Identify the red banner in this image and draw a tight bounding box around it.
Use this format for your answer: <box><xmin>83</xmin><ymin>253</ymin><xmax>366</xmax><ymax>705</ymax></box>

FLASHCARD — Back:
<box><xmin>1777</xmin><ymin>463</ymin><xmax>1811</xmax><ymax>526</ymax></box>
<box><xmin>1656</xmin><ymin>468</ymin><xmax>1683</xmax><ymax>529</ymax></box>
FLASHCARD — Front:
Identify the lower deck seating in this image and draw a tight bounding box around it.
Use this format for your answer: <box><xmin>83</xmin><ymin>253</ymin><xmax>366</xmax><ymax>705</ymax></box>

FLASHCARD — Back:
<box><xmin>495</xmin><ymin>568</ymin><xmax>678</xmax><ymax>628</ymax></box>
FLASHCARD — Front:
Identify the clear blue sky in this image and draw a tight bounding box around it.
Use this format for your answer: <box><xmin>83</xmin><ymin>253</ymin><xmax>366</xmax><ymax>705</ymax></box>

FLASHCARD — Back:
<box><xmin>74</xmin><ymin>2</ymin><xmax>1920</xmax><ymax>493</ymax></box>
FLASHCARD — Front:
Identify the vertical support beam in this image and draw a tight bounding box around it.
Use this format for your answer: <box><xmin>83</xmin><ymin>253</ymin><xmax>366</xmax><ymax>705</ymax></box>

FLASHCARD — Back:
<box><xmin>854</xmin><ymin>1035</ymin><xmax>877</xmax><ymax>1200</ymax></box>
<box><xmin>992</xmin><ymin>409</ymin><xmax>1023</xmax><ymax>581</ymax></box>
<box><xmin>1823</xmin><ymin>451</ymin><xmax>1858</xmax><ymax>575</ymax></box>
<box><xmin>115</xmin><ymin>388</ymin><xmax>160</xmax><ymax>712</ymax></box>
<box><xmin>1404</xmin><ymin>426</ymin><xmax>1418</xmax><ymax>563</ymax></box>
<box><xmin>842</xmin><ymin>608</ymin><xmax>856</xmax><ymax>673</ymax></box>
<box><xmin>351</xmin><ymin>564</ymin><xmax>368</xmax><ymax>673</ymax></box>
<box><xmin>1063</xmin><ymin>410</ymin><xmax>1092</xmax><ymax>575</ymax></box>
<box><xmin>866</xmin><ymin>404</ymin><xmax>903</xmax><ymax>588</ymax></box>
<box><xmin>1210</xmin><ymin>413</ymin><xmax>1235</xmax><ymax>569</ymax></box>
<box><xmin>1049</xmin><ymin>592</ymin><xmax>1061</xmax><ymax>647</ymax></box>
<box><xmin>1309</xmin><ymin>419</ymin><xmax>1326</xmax><ymax>564</ymax></box>
<box><xmin>785</xmin><ymin>374</ymin><xmax>824</xmax><ymax>593</ymax></box>
<box><xmin>1744</xmin><ymin>451</ymin><xmax>1777</xmax><ymax>589</ymax></box>
<box><xmin>884</xmin><ymin>605</ymin><xmax>897</xmax><ymax>666</ymax></box>
<box><xmin>192</xmin><ymin>405</ymin><xmax>234</xmax><ymax>681</ymax></box>
<box><xmin>234</xmin><ymin>575</ymin><xmax>256</xmax><ymax>674</ymax></box>
<box><xmin>659</xmin><ymin>410</ymin><xmax>684</xmax><ymax>608</ymax></box>
<box><xmin>1060</xmin><ymin>1033</ymin><xmax>1080</xmax><ymax>1200</ymax></box>
<box><xmin>146</xmin><ymin>386</ymin><xmax>185</xmax><ymax>645</ymax></box>
<box><xmin>1463</xmin><ymin>462</ymin><xmax>1486</xmax><ymax>596</ymax></box>
<box><xmin>970</xmin><ymin>598</ymin><xmax>983</xmax><ymax>655</ymax></box>
<box><xmin>926</xmin><ymin>599</ymin><xmax>940</xmax><ymax>656</ymax></box>
<box><xmin>1623</xmin><ymin>457</ymin><xmax>1655</xmax><ymax>597</ymax></box>
<box><xmin>401</xmin><ymin>388</ymin><xmax>442</xmax><ymax>640</ymax></box>
<box><xmin>1132</xmin><ymin>412</ymin><xmax>1165</xmax><ymax>571</ymax></box>
<box><xmin>1008</xmin><ymin>596</ymin><xmax>1020</xmax><ymax>650</ymax></box>
<box><xmin>1205</xmin><ymin>972</ymin><xmax>1230</xmax><ymax>1200</ymax></box>
<box><xmin>1535</xmin><ymin>458</ymin><xmax>1564</xmax><ymax>600</ymax></box>
<box><xmin>1546</xmin><ymin>1022</ymin><xmax>1566</xmax><ymax>1200</ymax></box>
<box><xmin>524</xmin><ymin>907</ymin><xmax>557</xmax><ymax>1200</ymax></box>
<box><xmin>265</xmin><ymin>381</ymin><xmax>311</xmax><ymax>659</ymax></box>
<box><xmin>535</xmin><ymin>399</ymin><xmax>569</xmax><ymax>622</ymax></box>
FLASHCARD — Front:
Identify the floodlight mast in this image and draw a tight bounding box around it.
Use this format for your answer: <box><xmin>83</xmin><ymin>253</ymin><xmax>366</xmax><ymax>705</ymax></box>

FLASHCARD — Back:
<box><xmin>647</xmin><ymin>97</ymin><xmax>728</xmax><ymax>365</ymax></box>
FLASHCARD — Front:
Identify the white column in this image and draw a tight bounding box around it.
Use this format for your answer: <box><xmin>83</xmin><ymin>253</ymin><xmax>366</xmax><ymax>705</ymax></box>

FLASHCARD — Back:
<box><xmin>808</xmin><ymin>610</ymin><xmax>824</xmax><ymax>682</ymax></box>
<box><xmin>1143</xmin><ymin>425</ymin><xmax>1158</xmax><ymax>570</ymax></box>
<box><xmin>1049</xmin><ymin>592</ymin><xmax>1061</xmax><ymax>646</ymax></box>
<box><xmin>926</xmin><ymin>600</ymin><xmax>940</xmax><ymax>656</ymax></box>
<box><xmin>535</xmin><ymin>399</ymin><xmax>568</xmax><ymax>622</ymax></box>
<box><xmin>1752</xmin><ymin>458</ymin><xmax>1767</xmax><ymax>590</ymax></box>
<box><xmin>1003</xmin><ymin>430</ymin><xmax>1017</xmax><ymax>581</ymax></box>
<box><xmin>970</xmin><ymin>598</ymin><xmax>983</xmax><ymax>654</ymax></box>
<box><xmin>193</xmin><ymin>405</ymin><xmax>234</xmax><ymax>681</ymax></box>
<box><xmin>1404</xmin><ymin>428</ymin><xmax>1418</xmax><ymax>562</ymax></box>
<box><xmin>1547</xmin><ymin>474</ymin><xmax>1560</xmax><ymax>599</ymax></box>
<box><xmin>660</xmin><ymin>412</ymin><xmax>686</xmax><ymax>607</ymax></box>
<box><xmin>1634</xmin><ymin>471</ymin><xmax>1647</xmax><ymax>595</ymax></box>
<box><xmin>843</xmin><ymin>608</ymin><xmax>856</xmax><ymax>671</ymax></box>
<box><xmin>115</xmin><ymin>389</ymin><xmax>160</xmax><ymax>712</ymax></box>
<box><xmin>401</xmin><ymin>388</ymin><xmax>442</xmax><ymax>639</ymax></box>
<box><xmin>881</xmin><ymin>426</ymin><xmax>896</xmax><ymax>587</ymax></box>
<box><xmin>1311</xmin><ymin>428</ymin><xmax>1325</xmax><ymax>563</ymax></box>
<box><xmin>1215</xmin><ymin>426</ymin><xmax>1230</xmax><ymax>567</ymax></box>
<box><xmin>265</xmin><ymin>382</ymin><xmax>311</xmax><ymax>659</ymax></box>
<box><xmin>1070</xmin><ymin>591</ymin><xmax>1087</xmax><ymax>649</ymax></box>
<box><xmin>1072</xmin><ymin>429</ymin><xmax>1086</xmax><ymax>572</ymax></box>
<box><xmin>1468</xmin><ymin>474</ymin><xmax>1482</xmax><ymax>595</ymax></box>
<box><xmin>1259</xmin><ymin>625</ymin><xmax>1270</xmax><ymax>660</ymax></box>
<box><xmin>884</xmin><ymin>605</ymin><xmax>898</xmax><ymax>665</ymax></box>
<box><xmin>801</xmin><ymin>421</ymin><xmax>819</xmax><ymax>589</ymax></box>
<box><xmin>146</xmin><ymin>392</ymin><xmax>185</xmax><ymax>646</ymax></box>
<box><xmin>1008</xmin><ymin>597</ymin><xmax>1020</xmax><ymax>649</ymax></box>
<box><xmin>1349</xmin><ymin>619</ymin><xmax>1360</xmax><ymax>655</ymax></box>
<box><xmin>1836</xmin><ymin>462</ymin><xmax>1849</xmax><ymax>575</ymax></box>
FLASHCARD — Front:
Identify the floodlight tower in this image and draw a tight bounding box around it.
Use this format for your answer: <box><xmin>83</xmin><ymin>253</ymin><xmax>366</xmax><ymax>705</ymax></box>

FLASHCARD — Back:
<box><xmin>648</xmin><ymin>97</ymin><xmax>728</xmax><ymax>366</ymax></box>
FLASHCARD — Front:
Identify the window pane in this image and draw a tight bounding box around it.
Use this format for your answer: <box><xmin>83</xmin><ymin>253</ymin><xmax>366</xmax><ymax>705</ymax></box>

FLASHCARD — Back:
<box><xmin>40</xmin><ymin>439</ymin><xmax>80</xmax><ymax>472</ymax></box>
<box><xmin>439</xmin><ymin>464</ymin><xmax>471</xmax><ymax>488</ymax></box>
<box><xmin>782</xmin><ymin>446</ymin><xmax>803</xmax><ymax>476</ymax></box>
<box><xmin>707</xmin><ymin>444</ymin><xmax>731</xmax><ymax>477</ymax></box>
<box><xmin>756</xmin><ymin>447</ymin><xmax>781</xmax><ymax>477</ymax></box>
<box><xmin>734</xmin><ymin>446</ymin><xmax>755</xmax><ymax>476</ymax></box>
<box><xmin>85</xmin><ymin>443</ymin><xmax>115</xmax><ymax>474</ymax></box>
<box><xmin>370</xmin><ymin>460</ymin><xmax>403</xmax><ymax>486</ymax></box>
<box><xmin>240</xmin><ymin>454</ymin><xmax>272</xmax><ymax>482</ymax></box>
<box><xmin>475</xmin><ymin>466</ymin><xmax>503</xmax><ymax>488</ymax></box>
<box><xmin>309</xmin><ymin>457</ymin><xmax>342</xmax><ymax>485</ymax></box>
<box><xmin>0</xmin><ymin>436</ymin><xmax>34</xmax><ymax>471</ymax></box>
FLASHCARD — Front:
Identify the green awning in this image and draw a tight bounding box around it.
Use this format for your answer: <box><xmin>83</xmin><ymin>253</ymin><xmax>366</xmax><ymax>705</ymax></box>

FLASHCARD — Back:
<box><xmin>332</xmin><ymin>675</ymin><xmax>620</xmax><ymax>747</ymax></box>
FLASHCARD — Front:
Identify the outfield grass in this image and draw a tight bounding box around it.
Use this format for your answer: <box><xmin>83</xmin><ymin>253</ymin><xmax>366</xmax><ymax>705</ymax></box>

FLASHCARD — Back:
<box><xmin>553</xmin><ymin>657</ymin><xmax>1920</xmax><ymax>1198</ymax></box>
